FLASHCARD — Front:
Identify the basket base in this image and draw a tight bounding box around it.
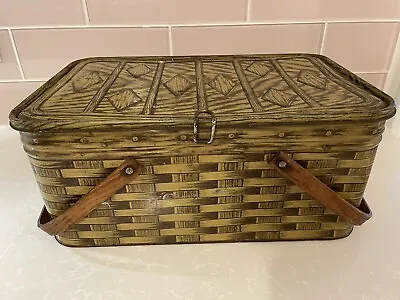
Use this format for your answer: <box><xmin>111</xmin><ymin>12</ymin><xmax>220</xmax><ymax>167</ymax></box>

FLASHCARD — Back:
<box><xmin>54</xmin><ymin>226</ymin><xmax>353</xmax><ymax>248</ymax></box>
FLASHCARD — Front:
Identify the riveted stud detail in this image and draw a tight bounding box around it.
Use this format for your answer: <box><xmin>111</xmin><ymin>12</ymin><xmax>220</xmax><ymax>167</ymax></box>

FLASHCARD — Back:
<box><xmin>278</xmin><ymin>161</ymin><xmax>287</xmax><ymax>168</ymax></box>
<box><xmin>125</xmin><ymin>167</ymin><xmax>134</xmax><ymax>175</ymax></box>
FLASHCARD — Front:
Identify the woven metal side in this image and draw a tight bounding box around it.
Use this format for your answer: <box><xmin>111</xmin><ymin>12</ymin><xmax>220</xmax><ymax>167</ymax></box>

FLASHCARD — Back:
<box><xmin>29</xmin><ymin>148</ymin><xmax>377</xmax><ymax>247</ymax></box>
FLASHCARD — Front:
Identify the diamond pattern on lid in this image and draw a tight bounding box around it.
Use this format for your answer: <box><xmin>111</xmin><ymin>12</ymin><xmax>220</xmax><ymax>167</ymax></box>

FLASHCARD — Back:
<box><xmin>127</xmin><ymin>64</ymin><xmax>152</xmax><ymax>78</ymax></box>
<box><xmin>246</xmin><ymin>62</ymin><xmax>271</xmax><ymax>77</ymax></box>
<box><xmin>72</xmin><ymin>71</ymin><xmax>103</xmax><ymax>92</ymax></box>
<box><xmin>297</xmin><ymin>70</ymin><xmax>327</xmax><ymax>90</ymax></box>
<box><xmin>107</xmin><ymin>89</ymin><xmax>143</xmax><ymax>111</ymax></box>
<box><xmin>208</xmin><ymin>74</ymin><xmax>236</xmax><ymax>96</ymax></box>
<box><xmin>164</xmin><ymin>74</ymin><xmax>193</xmax><ymax>96</ymax></box>
<box><xmin>262</xmin><ymin>88</ymin><xmax>297</xmax><ymax>107</ymax></box>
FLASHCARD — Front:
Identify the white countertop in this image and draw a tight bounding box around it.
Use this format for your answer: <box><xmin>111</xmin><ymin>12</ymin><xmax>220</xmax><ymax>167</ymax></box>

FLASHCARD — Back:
<box><xmin>0</xmin><ymin>125</ymin><xmax>399</xmax><ymax>300</ymax></box>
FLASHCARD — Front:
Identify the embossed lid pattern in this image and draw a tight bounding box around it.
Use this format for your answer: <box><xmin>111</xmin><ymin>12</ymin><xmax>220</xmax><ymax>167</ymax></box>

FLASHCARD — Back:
<box><xmin>9</xmin><ymin>54</ymin><xmax>396</xmax><ymax>132</ymax></box>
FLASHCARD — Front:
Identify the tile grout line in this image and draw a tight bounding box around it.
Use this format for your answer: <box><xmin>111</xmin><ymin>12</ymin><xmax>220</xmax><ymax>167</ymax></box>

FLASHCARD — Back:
<box><xmin>0</xmin><ymin>79</ymin><xmax>48</xmax><ymax>83</ymax></box>
<box><xmin>385</xmin><ymin>22</ymin><xmax>400</xmax><ymax>72</ymax></box>
<box><xmin>380</xmin><ymin>73</ymin><xmax>389</xmax><ymax>90</ymax></box>
<box><xmin>7</xmin><ymin>29</ymin><xmax>25</xmax><ymax>80</ymax></box>
<box><xmin>1</xmin><ymin>19</ymin><xmax>400</xmax><ymax>31</ymax></box>
<box><xmin>168</xmin><ymin>26</ymin><xmax>173</xmax><ymax>55</ymax></box>
<box><xmin>355</xmin><ymin>71</ymin><xmax>389</xmax><ymax>74</ymax></box>
<box><xmin>81</xmin><ymin>0</ymin><xmax>90</xmax><ymax>25</ymax></box>
<box><xmin>383</xmin><ymin>22</ymin><xmax>400</xmax><ymax>92</ymax></box>
<box><xmin>246</xmin><ymin>0</ymin><xmax>252</xmax><ymax>22</ymax></box>
<box><xmin>319</xmin><ymin>22</ymin><xmax>328</xmax><ymax>54</ymax></box>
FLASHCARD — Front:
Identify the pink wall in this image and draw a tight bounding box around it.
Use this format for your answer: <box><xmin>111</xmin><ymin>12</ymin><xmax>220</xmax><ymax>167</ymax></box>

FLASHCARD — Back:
<box><xmin>1</xmin><ymin>0</ymin><xmax>399</xmax><ymax>123</ymax></box>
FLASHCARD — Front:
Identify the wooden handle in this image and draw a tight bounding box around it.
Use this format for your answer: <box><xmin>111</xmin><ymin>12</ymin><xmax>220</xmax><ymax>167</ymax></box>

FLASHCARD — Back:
<box><xmin>269</xmin><ymin>151</ymin><xmax>372</xmax><ymax>226</ymax></box>
<box><xmin>38</xmin><ymin>158</ymin><xmax>143</xmax><ymax>236</ymax></box>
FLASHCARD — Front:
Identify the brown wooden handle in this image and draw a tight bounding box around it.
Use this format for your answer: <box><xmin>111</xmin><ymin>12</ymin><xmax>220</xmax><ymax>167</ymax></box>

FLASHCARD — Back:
<box><xmin>38</xmin><ymin>158</ymin><xmax>143</xmax><ymax>236</ymax></box>
<box><xmin>269</xmin><ymin>151</ymin><xmax>372</xmax><ymax>226</ymax></box>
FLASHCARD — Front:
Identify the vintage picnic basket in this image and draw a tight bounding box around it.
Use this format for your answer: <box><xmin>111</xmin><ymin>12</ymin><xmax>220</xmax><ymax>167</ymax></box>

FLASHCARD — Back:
<box><xmin>9</xmin><ymin>54</ymin><xmax>396</xmax><ymax>247</ymax></box>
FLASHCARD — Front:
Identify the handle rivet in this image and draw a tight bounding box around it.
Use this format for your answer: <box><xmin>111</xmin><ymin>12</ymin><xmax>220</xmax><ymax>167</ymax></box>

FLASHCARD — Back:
<box><xmin>161</xmin><ymin>192</ymin><xmax>173</xmax><ymax>200</ymax></box>
<box><xmin>325</xmin><ymin>130</ymin><xmax>332</xmax><ymax>136</ymax></box>
<box><xmin>125</xmin><ymin>167</ymin><xmax>134</xmax><ymax>175</ymax></box>
<box><xmin>132</xmin><ymin>137</ymin><xmax>139</xmax><ymax>142</ymax></box>
<box><xmin>228</xmin><ymin>133</ymin><xmax>235</xmax><ymax>139</ymax></box>
<box><xmin>180</xmin><ymin>135</ymin><xmax>187</xmax><ymax>141</ymax></box>
<box><xmin>278</xmin><ymin>132</ymin><xmax>285</xmax><ymax>138</ymax></box>
<box><xmin>278</xmin><ymin>161</ymin><xmax>287</xmax><ymax>168</ymax></box>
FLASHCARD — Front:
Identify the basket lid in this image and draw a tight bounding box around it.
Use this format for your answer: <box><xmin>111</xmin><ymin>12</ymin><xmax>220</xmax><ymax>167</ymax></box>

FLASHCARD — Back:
<box><xmin>9</xmin><ymin>54</ymin><xmax>396</xmax><ymax>133</ymax></box>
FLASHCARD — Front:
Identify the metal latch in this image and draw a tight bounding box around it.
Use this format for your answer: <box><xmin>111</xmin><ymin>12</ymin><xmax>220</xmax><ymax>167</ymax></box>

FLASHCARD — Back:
<box><xmin>193</xmin><ymin>110</ymin><xmax>217</xmax><ymax>144</ymax></box>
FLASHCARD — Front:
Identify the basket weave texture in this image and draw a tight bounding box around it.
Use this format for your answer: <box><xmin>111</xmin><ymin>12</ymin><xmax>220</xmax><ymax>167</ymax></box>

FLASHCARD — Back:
<box><xmin>10</xmin><ymin>54</ymin><xmax>395</xmax><ymax>246</ymax></box>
